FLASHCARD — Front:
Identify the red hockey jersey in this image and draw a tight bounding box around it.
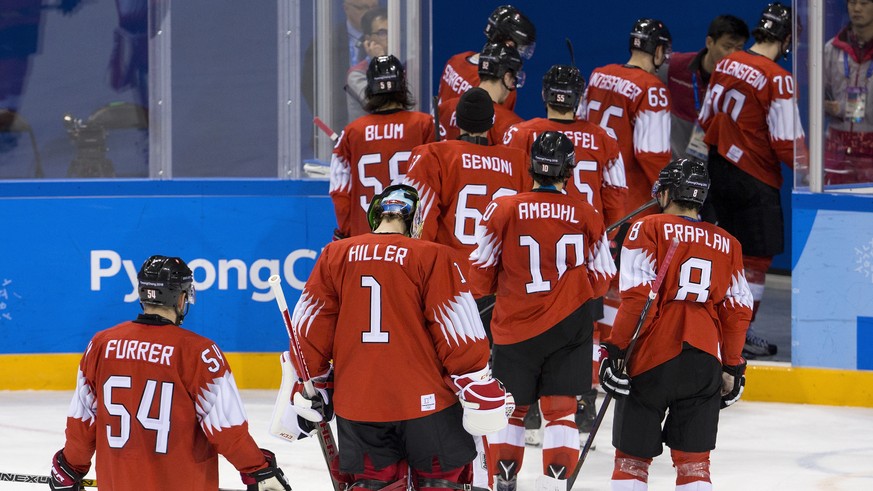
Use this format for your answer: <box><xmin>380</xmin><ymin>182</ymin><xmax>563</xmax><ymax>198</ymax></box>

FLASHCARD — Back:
<box><xmin>438</xmin><ymin>95</ymin><xmax>523</xmax><ymax>145</ymax></box>
<box><xmin>698</xmin><ymin>50</ymin><xmax>808</xmax><ymax>189</ymax></box>
<box><xmin>469</xmin><ymin>190</ymin><xmax>616</xmax><ymax>345</ymax></box>
<box><xmin>438</xmin><ymin>51</ymin><xmax>517</xmax><ymax>110</ymax></box>
<box><xmin>502</xmin><ymin>117</ymin><xmax>628</xmax><ymax>227</ymax></box>
<box><xmin>330</xmin><ymin>110</ymin><xmax>435</xmax><ymax>237</ymax></box>
<box><xmin>403</xmin><ymin>139</ymin><xmax>531</xmax><ymax>273</ymax></box>
<box><xmin>291</xmin><ymin>233</ymin><xmax>490</xmax><ymax>422</ymax></box>
<box><xmin>605</xmin><ymin>214</ymin><xmax>753</xmax><ymax>377</ymax></box>
<box><xmin>62</xmin><ymin>316</ymin><xmax>266</xmax><ymax>491</ymax></box>
<box><xmin>581</xmin><ymin>64</ymin><xmax>671</xmax><ymax>212</ymax></box>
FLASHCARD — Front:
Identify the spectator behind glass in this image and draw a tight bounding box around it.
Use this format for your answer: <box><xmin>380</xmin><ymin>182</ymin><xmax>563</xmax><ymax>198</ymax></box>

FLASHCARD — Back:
<box><xmin>659</xmin><ymin>15</ymin><xmax>749</xmax><ymax>161</ymax></box>
<box><xmin>346</xmin><ymin>7</ymin><xmax>388</xmax><ymax>122</ymax></box>
<box><xmin>823</xmin><ymin>0</ymin><xmax>873</xmax><ymax>185</ymax></box>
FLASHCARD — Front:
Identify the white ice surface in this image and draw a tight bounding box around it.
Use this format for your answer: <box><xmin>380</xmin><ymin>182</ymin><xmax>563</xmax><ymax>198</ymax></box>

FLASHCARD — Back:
<box><xmin>2</xmin><ymin>390</ymin><xmax>872</xmax><ymax>490</ymax></box>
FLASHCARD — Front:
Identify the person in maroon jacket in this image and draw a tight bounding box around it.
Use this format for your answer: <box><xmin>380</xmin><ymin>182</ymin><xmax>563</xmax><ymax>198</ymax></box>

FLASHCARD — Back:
<box><xmin>659</xmin><ymin>15</ymin><xmax>749</xmax><ymax>161</ymax></box>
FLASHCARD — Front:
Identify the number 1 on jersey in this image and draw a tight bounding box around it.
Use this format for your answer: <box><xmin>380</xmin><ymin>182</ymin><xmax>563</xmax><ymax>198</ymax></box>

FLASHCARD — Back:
<box><xmin>360</xmin><ymin>275</ymin><xmax>389</xmax><ymax>343</ymax></box>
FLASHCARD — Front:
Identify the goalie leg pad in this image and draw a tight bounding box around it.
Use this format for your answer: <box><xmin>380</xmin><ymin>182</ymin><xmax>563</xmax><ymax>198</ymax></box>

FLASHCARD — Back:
<box><xmin>268</xmin><ymin>351</ymin><xmax>308</xmax><ymax>442</ymax></box>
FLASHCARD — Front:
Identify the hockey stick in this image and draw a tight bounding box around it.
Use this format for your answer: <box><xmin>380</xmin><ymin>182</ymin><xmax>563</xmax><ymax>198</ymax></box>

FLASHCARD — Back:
<box><xmin>568</xmin><ymin>238</ymin><xmax>680</xmax><ymax>490</ymax></box>
<box><xmin>268</xmin><ymin>275</ymin><xmax>343</xmax><ymax>491</ymax></box>
<box><xmin>0</xmin><ymin>473</ymin><xmax>241</xmax><ymax>490</ymax></box>
<box><xmin>432</xmin><ymin>95</ymin><xmax>441</xmax><ymax>142</ymax></box>
<box><xmin>313</xmin><ymin>116</ymin><xmax>339</xmax><ymax>142</ymax></box>
<box><xmin>606</xmin><ymin>198</ymin><xmax>658</xmax><ymax>234</ymax></box>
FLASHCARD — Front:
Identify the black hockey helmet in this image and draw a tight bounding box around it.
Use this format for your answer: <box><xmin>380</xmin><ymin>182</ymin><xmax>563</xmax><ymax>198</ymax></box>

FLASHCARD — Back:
<box><xmin>755</xmin><ymin>2</ymin><xmax>792</xmax><ymax>43</ymax></box>
<box><xmin>542</xmin><ymin>64</ymin><xmax>585</xmax><ymax>111</ymax></box>
<box><xmin>138</xmin><ymin>255</ymin><xmax>195</xmax><ymax>311</ymax></box>
<box><xmin>478</xmin><ymin>42</ymin><xmax>525</xmax><ymax>88</ymax></box>
<box><xmin>367</xmin><ymin>184</ymin><xmax>420</xmax><ymax>235</ymax></box>
<box><xmin>530</xmin><ymin>131</ymin><xmax>575</xmax><ymax>179</ymax></box>
<box><xmin>483</xmin><ymin>5</ymin><xmax>536</xmax><ymax>59</ymax></box>
<box><xmin>366</xmin><ymin>54</ymin><xmax>406</xmax><ymax>96</ymax></box>
<box><xmin>629</xmin><ymin>18</ymin><xmax>672</xmax><ymax>57</ymax></box>
<box><xmin>652</xmin><ymin>158</ymin><xmax>710</xmax><ymax>206</ymax></box>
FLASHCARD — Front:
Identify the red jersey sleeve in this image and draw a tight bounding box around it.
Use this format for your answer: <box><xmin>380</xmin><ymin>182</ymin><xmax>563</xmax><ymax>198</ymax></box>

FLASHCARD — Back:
<box><xmin>468</xmin><ymin>198</ymin><xmax>505</xmax><ymax>298</ymax></box>
<box><xmin>329</xmin><ymin>130</ymin><xmax>353</xmax><ymax>237</ymax></box>
<box><xmin>718</xmin><ymin>246</ymin><xmax>755</xmax><ymax>365</ymax></box>
<box><xmin>290</xmin><ymin>245</ymin><xmax>338</xmax><ymax>378</ymax></box>
<box><xmin>766</xmin><ymin>72</ymin><xmax>808</xmax><ymax>169</ymax></box>
<box><xmin>600</xmin><ymin>134</ymin><xmax>628</xmax><ymax>226</ymax></box>
<box><xmin>632</xmin><ymin>82</ymin><xmax>672</xmax><ymax>187</ymax></box>
<box><xmin>403</xmin><ymin>144</ymin><xmax>442</xmax><ymax>242</ymax></box>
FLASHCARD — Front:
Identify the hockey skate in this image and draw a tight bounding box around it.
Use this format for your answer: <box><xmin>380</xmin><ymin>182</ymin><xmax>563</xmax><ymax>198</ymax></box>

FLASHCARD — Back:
<box><xmin>495</xmin><ymin>459</ymin><xmax>518</xmax><ymax>491</ymax></box>
<box><xmin>535</xmin><ymin>464</ymin><xmax>568</xmax><ymax>491</ymax></box>
<box><xmin>524</xmin><ymin>404</ymin><xmax>542</xmax><ymax>447</ymax></box>
<box><xmin>742</xmin><ymin>326</ymin><xmax>777</xmax><ymax>358</ymax></box>
<box><xmin>575</xmin><ymin>389</ymin><xmax>597</xmax><ymax>450</ymax></box>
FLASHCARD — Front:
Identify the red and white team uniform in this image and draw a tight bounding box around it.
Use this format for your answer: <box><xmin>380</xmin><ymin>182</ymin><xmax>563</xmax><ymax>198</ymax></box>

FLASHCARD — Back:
<box><xmin>290</xmin><ymin>232</ymin><xmax>490</xmax><ymax>423</ymax></box>
<box><xmin>438</xmin><ymin>51</ymin><xmax>517</xmax><ymax>110</ymax></box>
<box><xmin>607</xmin><ymin>214</ymin><xmax>754</xmax><ymax>376</ymax></box>
<box><xmin>330</xmin><ymin>110</ymin><xmax>435</xmax><ymax>237</ymax></box>
<box><xmin>438</xmin><ymin>96</ymin><xmax>523</xmax><ymax>145</ymax></box>
<box><xmin>469</xmin><ymin>191</ymin><xmax>615</xmax><ymax>345</ymax></box>
<box><xmin>403</xmin><ymin>139</ymin><xmax>530</xmax><ymax>274</ymax></box>
<box><xmin>581</xmin><ymin>64</ymin><xmax>672</xmax><ymax>212</ymax></box>
<box><xmin>62</xmin><ymin>316</ymin><xmax>266</xmax><ymax>491</ymax></box>
<box><xmin>469</xmin><ymin>190</ymin><xmax>615</xmax><ymax>477</ymax></box>
<box><xmin>698</xmin><ymin>50</ymin><xmax>808</xmax><ymax>189</ymax></box>
<box><xmin>502</xmin><ymin>118</ymin><xmax>628</xmax><ymax>226</ymax></box>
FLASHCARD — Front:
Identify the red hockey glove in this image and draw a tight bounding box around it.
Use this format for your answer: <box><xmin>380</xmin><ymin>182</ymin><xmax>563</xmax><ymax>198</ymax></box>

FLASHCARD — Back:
<box><xmin>49</xmin><ymin>449</ymin><xmax>87</xmax><ymax>491</ymax></box>
<box><xmin>599</xmin><ymin>343</ymin><xmax>630</xmax><ymax>397</ymax></box>
<box><xmin>453</xmin><ymin>368</ymin><xmax>514</xmax><ymax>435</ymax></box>
<box><xmin>720</xmin><ymin>362</ymin><xmax>746</xmax><ymax>409</ymax></box>
<box><xmin>241</xmin><ymin>449</ymin><xmax>293</xmax><ymax>491</ymax></box>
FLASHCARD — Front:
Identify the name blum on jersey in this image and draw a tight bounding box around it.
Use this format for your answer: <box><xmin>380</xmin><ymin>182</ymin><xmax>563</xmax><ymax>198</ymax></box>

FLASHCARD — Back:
<box><xmin>588</xmin><ymin>72</ymin><xmax>643</xmax><ymax>100</ymax></box>
<box><xmin>365</xmin><ymin>123</ymin><xmax>404</xmax><ymax>141</ymax></box>
<box><xmin>442</xmin><ymin>63</ymin><xmax>473</xmax><ymax>95</ymax></box>
<box><xmin>91</xmin><ymin>249</ymin><xmax>318</xmax><ymax>303</ymax></box>
<box><xmin>462</xmin><ymin>153</ymin><xmax>514</xmax><ymax>175</ymax></box>
<box><xmin>348</xmin><ymin>243</ymin><xmax>409</xmax><ymax>265</ymax></box>
<box><xmin>518</xmin><ymin>202</ymin><xmax>579</xmax><ymax>224</ymax></box>
<box><xmin>662</xmin><ymin>222</ymin><xmax>730</xmax><ymax>254</ymax></box>
<box><xmin>714</xmin><ymin>58</ymin><xmax>767</xmax><ymax>91</ymax></box>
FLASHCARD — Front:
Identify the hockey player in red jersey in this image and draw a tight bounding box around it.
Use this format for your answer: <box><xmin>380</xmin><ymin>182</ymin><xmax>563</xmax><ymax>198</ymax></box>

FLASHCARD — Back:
<box><xmin>283</xmin><ymin>185</ymin><xmax>511</xmax><ymax>491</ymax></box>
<box><xmin>698</xmin><ymin>2</ymin><xmax>807</xmax><ymax>359</ymax></box>
<box><xmin>330</xmin><ymin>54</ymin><xmax>435</xmax><ymax>239</ymax></box>
<box><xmin>599</xmin><ymin>159</ymin><xmax>753</xmax><ymax>490</ymax></box>
<box><xmin>503</xmin><ymin>63</ymin><xmax>627</xmax><ymax>445</ymax></box>
<box><xmin>437</xmin><ymin>4</ymin><xmax>535</xmax><ymax>111</ymax></box>
<box><xmin>49</xmin><ymin>256</ymin><xmax>292</xmax><ymax>491</ymax></box>
<box><xmin>438</xmin><ymin>42</ymin><xmax>524</xmax><ymax>144</ymax></box>
<box><xmin>580</xmin><ymin>18</ymin><xmax>672</xmax><ymax>216</ymax></box>
<box><xmin>405</xmin><ymin>87</ymin><xmax>530</xmax><ymax>328</ymax></box>
<box><xmin>469</xmin><ymin>132</ymin><xmax>616</xmax><ymax>490</ymax></box>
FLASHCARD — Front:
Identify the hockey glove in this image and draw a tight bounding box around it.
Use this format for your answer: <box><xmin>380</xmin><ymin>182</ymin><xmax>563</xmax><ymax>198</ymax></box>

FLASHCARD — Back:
<box><xmin>453</xmin><ymin>367</ymin><xmax>514</xmax><ymax>436</ymax></box>
<box><xmin>241</xmin><ymin>448</ymin><xmax>293</xmax><ymax>491</ymax></box>
<box><xmin>290</xmin><ymin>369</ymin><xmax>334</xmax><ymax>434</ymax></box>
<box><xmin>49</xmin><ymin>449</ymin><xmax>87</xmax><ymax>491</ymax></box>
<box><xmin>599</xmin><ymin>343</ymin><xmax>630</xmax><ymax>397</ymax></box>
<box><xmin>720</xmin><ymin>362</ymin><xmax>746</xmax><ymax>409</ymax></box>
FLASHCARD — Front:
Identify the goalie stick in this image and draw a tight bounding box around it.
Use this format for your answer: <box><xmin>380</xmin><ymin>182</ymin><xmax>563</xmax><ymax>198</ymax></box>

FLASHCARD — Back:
<box><xmin>567</xmin><ymin>238</ymin><xmax>680</xmax><ymax>490</ymax></box>
<box><xmin>268</xmin><ymin>275</ymin><xmax>344</xmax><ymax>491</ymax></box>
<box><xmin>0</xmin><ymin>473</ymin><xmax>241</xmax><ymax>490</ymax></box>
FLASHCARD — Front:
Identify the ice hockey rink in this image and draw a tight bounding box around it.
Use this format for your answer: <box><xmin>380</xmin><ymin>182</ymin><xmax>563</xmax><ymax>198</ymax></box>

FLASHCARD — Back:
<box><xmin>2</xmin><ymin>389</ymin><xmax>872</xmax><ymax>490</ymax></box>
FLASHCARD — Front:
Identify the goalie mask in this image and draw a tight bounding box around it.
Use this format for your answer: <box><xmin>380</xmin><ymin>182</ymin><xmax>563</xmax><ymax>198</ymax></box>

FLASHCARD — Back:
<box><xmin>652</xmin><ymin>158</ymin><xmax>710</xmax><ymax>206</ymax></box>
<box><xmin>483</xmin><ymin>5</ymin><xmax>537</xmax><ymax>59</ymax></box>
<box><xmin>629</xmin><ymin>18</ymin><xmax>672</xmax><ymax>59</ymax></box>
<box><xmin>138</xmin><ymin>255</ymin><xmax>195</xmax><ymax>322</ymax></box>
<box><xmin>542</xmin><ymin>64</ymin><xmax>585</xmax><ymax>111</ymax></box>
<box><xmin>367</xmin><ymin>184</ymin><xmax>420</xmax><ymax>236</ymax></box>
<box><xmin>366</xmin><ymin>54</ymin><xmax>406</xmax><ymax>97</ymax></box>
<box><xmin>530</xmin><ymin>131</ymin><xmax>575</xmax><ymax>179</ymax></box>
